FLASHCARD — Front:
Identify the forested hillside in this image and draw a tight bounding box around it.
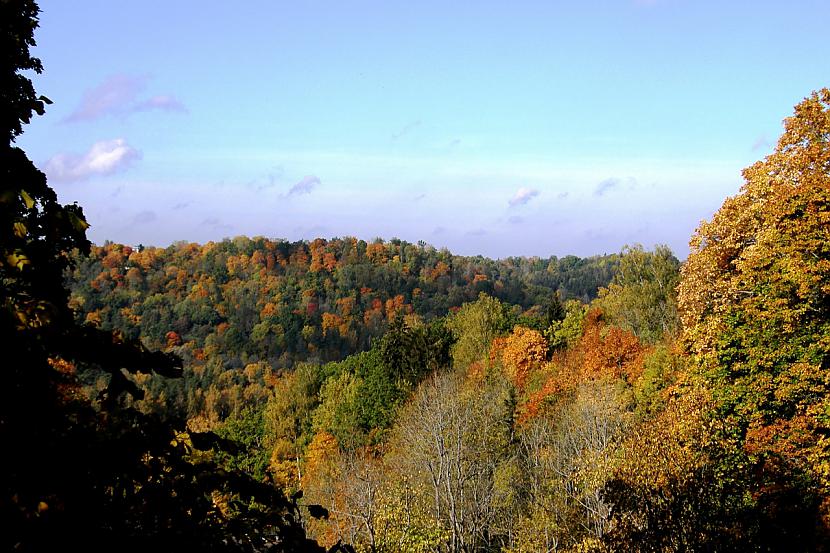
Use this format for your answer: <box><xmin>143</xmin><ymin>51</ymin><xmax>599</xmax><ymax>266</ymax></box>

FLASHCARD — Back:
<box><xmin>6</xmin><ymin>1</ymin><xmax>830</xmax><ymax>551</ymax></box>
<box><xmin>181</xmin><ymin>89</ymin><xmax>830</xmax><ymax>552</ymax></box>
<box><xmin>198</xmin><ymin>244</ymin><xmax>682</xmax><ymax>552</ymax></box>
<box><xmin>66</xmin><ymin>238</ymin><xmax>617</xmax><ymax>421</ymax></box>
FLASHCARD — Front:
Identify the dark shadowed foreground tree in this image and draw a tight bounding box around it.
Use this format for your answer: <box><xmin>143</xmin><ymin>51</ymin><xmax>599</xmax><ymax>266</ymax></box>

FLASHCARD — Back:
<box><xmin>0</xmin><ymin>2</ymin><xmax>328</xmax><ymax>551</ymax></box>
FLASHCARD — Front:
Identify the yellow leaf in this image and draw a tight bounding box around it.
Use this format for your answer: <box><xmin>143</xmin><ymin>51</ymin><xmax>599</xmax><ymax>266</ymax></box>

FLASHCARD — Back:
<box><xmin>67</xmin><ymin>211</ymin><xmax>90</xmax><ymax>232</ymax></box>
<box><xmin>13</xmin><ymin>221</ymin><xmax>27</xmax><ymax>238</ymax></box>
<box><xmin>6</xmin><ymin>251</ymin><xmax>30</xmax><ymax>270</ymax></box>
<box><xmin>20</xmin><ymin>190</ymin><xmax>35</xmax><ymax>209</ymax></box>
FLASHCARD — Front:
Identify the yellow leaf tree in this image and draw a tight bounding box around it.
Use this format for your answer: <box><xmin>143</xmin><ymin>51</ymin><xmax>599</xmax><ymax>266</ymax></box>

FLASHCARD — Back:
<box><xmin>674</xmin><ymin>88</ymin><xmax>830</xmax><ymax>546</ymax></box>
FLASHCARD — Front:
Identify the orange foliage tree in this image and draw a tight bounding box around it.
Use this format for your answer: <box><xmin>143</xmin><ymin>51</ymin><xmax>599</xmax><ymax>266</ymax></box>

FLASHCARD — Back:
<box><xmin>498</xmin><ymin>326</ymin><xmax>548</xmax><ymax>390</ymax></box>
<box><xmin>521</xmin><ymin>308</ymin><xmax>647</xmax><ymax>423</ymax></box>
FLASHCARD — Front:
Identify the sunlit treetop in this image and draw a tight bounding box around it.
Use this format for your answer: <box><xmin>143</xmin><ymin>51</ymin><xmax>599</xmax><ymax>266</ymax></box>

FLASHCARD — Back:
<box><xmin>677</xmin><ymin>89</ymin><xmax>830</xmax><ymax>517</ymax></box>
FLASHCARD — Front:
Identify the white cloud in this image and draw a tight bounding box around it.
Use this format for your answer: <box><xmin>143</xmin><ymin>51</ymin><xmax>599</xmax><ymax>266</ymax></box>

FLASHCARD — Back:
<box><xmin>45</xmin><ymin>138</ymin><xmax>141</xmax><ymax>182</ymax></box>
<box><xmin>508</xmin><ymin>187</ymin><xmax>540</xmax><ymax>207</ymax></box>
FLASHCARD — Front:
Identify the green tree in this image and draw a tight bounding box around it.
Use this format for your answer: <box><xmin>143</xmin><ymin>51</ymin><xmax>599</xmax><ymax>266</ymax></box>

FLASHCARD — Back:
<box><xmin>265</xmin><ymin>363</ymin><xmax>324</xmax><ymax>488</ymax></box>
<box><xmin>545</xmin><ymin>299</ymin><xmax>587</xmax><ymax>350</ymax></box>
<box><xmin>313</xmin><ymin>368</ymin><xmax>365</xmax><ymax>448</ymax></box>
<box><xmin>446</xmin><ymin>292</ymin><xmax>509</xmax><ymax>369</ymax></box>
<box><xmin>595</xmin><ymin>244</ymin><xmax>680</xmax><ymax>344</ymax></box>
<box><xmin>378</xmin><ymin>315</ymin><xmax>453</xmax><ymax>388</ymax></box>
<box><xmin>214</xmin><ymin>404</ymin><xmax>271</xmax><ymax>481</ymax></box>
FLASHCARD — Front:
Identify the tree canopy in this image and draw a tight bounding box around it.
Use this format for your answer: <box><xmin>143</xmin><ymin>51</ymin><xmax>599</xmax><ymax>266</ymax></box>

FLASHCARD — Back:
<box><xmin>676</xmin><ymin>88</ymin><xmax>830</xmax><ymax>544</ymax></box>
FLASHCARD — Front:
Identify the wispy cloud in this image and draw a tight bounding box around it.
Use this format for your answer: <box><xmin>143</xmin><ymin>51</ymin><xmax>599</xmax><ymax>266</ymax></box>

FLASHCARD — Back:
<box><xmin>64</xmin><ymin>75</ymin><xmax>186</xmax><ymax>122</ymax></box>
<box><xmin>595</xmin><ymin>178</ymin><xmax>621</xmax><ymax>196</ymax></box>
<box><xmin>294</xmin><ymin>224</ymin><xmax>330</xmax><ymax>237</ymax></box>
<box><xmin>132</xmin><ymin>210</ymin><xmax>157</xmax><ymax>225</ymax></box>
<box><xmin>391</xmin><ymin>120</ymin><xmax>422</xmax><ymax>141</ymax></box>
<box><xmin>751</xmin><ymin>135</ymin><xmax>771</xmax><ymax>151</ymax></box>
<box><xmin>249</xmin><ymin>168</ymin><xmax>286</xmax><ymax>192</ymax></box>
<box><xmin>508</xmin><ymin>187</ymin><xmax>540</xmax><ymax>207</ymax></box>
<box><xmin>45</xmin><ymin>138</ymin><xmax>141</xmax><ymax>182</ymax></box>
<box><xmin>285</xmin><ymin>175</ymin><xmax>320</xmax><ymax>197</ymax></box>
<box><xmin>508</xmin><ymin>215</ymin><xmax>524</xmax><ymax>225</ymax></box>
<box><xmin>595</xmin><ymin>177</ymin><xmax>637</xmax><ymax>197</ymax></box>
<box><xmin>201</xmin><ymin>217</ymin><xmax>234</xmax><ymax>233</ymax></box>
<box><xmin>64</xmin><ymin>75</ymin><xmax>146</xmax><ymax>122</ymax></box>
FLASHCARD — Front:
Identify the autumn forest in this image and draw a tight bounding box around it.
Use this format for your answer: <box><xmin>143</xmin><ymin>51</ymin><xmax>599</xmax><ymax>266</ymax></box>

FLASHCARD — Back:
<box><xmin>4</xmin><ymin>1</ymin><xmax>830</xmax><ymax>552</ymax></box>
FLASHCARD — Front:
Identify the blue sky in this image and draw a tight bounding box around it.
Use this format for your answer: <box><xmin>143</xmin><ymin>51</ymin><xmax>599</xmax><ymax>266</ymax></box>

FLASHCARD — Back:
<box><xmin>17</xmin><ymin>0</ymin><xmax>830</xmax><ymax>258</ymax></box>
